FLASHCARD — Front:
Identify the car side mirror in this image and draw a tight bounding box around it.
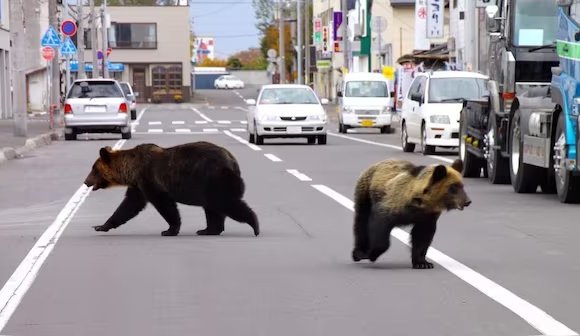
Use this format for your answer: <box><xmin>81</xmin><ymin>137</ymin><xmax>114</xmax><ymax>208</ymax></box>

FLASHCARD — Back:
<box><xmin>320</xmin><ymin>98</ymin><xmax>329</xmax><ymax>105</ymax></box>
<box><xmin>246</xmin><ymin>98</ymin><xmax>256</xmax><ymax>105</ymax></box>
<box><xmin>337</xmin><ymin>91</ymin><xmax>343</xmax><ymax>97</ymax></box>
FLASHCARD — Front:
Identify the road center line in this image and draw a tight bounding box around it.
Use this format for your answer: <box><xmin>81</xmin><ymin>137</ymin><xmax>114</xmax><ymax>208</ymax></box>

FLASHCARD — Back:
<box><xmin>0</xmin><ymin>139</ymin><xmax>127</xmax><ymax>333</ymax></box>
<box><xmin>327</xmin><ymin>131</ymin><xmax>454</xmax><ymax>164</ymax></box>
<box><xmin>189</xmin><ymin>106</ymin><xmax>213</xmax><ymax>122</ymax></box>
<box><xmin>222</xmin><ymin>130</ymin><xmax>262</xmax><ymax>151</ymax></box>
<box><xmin>264</xmin><ymin>153</ymin><xmax>282</xmax><ymax>162</ymax></box>
<box><xmin>310</xmin><ymin>183</ymin><xmax>577</xmax><ymax>336</ymax></box>
<box><xmin>286</xmin><ymin>169</ymin><xmax>312</xmax><ymax>181</ymax></box>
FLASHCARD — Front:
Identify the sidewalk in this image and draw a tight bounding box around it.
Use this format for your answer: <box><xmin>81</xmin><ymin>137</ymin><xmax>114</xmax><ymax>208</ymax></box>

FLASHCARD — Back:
<box><xmin>0</xmin><ymin>113</ymin><xmax>63</xmax><ymax>165</ymax></box>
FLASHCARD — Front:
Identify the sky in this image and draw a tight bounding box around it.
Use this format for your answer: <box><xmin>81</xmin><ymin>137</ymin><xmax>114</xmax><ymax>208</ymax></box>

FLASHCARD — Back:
<box><xmin>189</xmin><ymin>1</ymin><xmax>261</xmax><ymax>59</ymax></box>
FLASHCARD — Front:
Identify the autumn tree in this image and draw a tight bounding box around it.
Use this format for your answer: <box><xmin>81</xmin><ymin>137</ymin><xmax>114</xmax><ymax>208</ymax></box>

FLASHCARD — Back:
<box><xmin>228</xmin><ymin>48</ymin><xmax>267</xmax><ymax>70</ymax></box>
<box><xmin>197</xmin><ymin>58</ymin><xmax>227</xmax><ymax>67</ymax></box>
<box><xmin>259</xmin><ymin>25</ymin><xmax>293</xmax><ymax>75</ymax></box>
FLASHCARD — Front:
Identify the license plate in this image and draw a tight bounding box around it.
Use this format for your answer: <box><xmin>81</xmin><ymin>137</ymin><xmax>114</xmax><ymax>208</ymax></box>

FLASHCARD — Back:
<box><xmin>361</xmin><ymin>119</ymin><xmax>374</xmax><ymax>127</ymax></box>
<box><xmin>287</xmin><ymin>126</ymin><xmax>302</xmax><ymax>134</ymax></box>
<box><xmin>85</xmin><ymin>105</ymin><xmax>107</xmax><ymax>113</ymax></box>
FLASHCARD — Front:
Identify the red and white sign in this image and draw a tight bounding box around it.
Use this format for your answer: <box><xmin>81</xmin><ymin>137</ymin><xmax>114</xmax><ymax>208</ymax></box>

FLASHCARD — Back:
<box><xmin>106</xmin><ymin>47</ymin><xmax>112</xmax><ymax>56</ymax></box>
<box><xmin>42</xmin><ymin>46</ymin><xmax>55</xmax><ymax>61</ymax></box>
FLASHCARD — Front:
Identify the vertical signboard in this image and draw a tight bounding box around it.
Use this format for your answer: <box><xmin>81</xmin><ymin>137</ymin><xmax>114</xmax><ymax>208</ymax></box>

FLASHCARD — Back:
<box><xmin>314</xmin><ymin>18</ymin><xmax>322</xmax><ymax>50</ymax></box>
<box><xmin>414</xmin><ymin>0</ymin><xmax>430</xmax><ymax>50</ymax></box>
<box><xmin>427</xmin><ymin>0</ymin><xmax>444</xmax><ymax>38</ymax></box>
<box><xmin>333</xmin><ymin>11</ymin><xmax>343</xmax><ymax>41</ymax></box>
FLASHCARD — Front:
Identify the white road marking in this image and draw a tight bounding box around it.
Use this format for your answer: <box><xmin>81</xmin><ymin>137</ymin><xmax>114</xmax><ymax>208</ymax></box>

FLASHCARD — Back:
<box><xmin>175</xmin><ymin>128</ymin><xmax>191</xmax><ymax>133</ymax></box>
<box><xmin>264</xmin><ymin>153</ymin><xmax>282</xmax><ymax>162</ymax></box>
<box><xmin>195</xmin><ymin>121</ymin><xmax>209</xmax><ymax>124</ymax></box>
<box><xmin>208</xmin><ymin>106</ymin><xmax>216</xmax><ymax>109</ymax></box>
<box><xmin>203</xmin><ymin>128</ymin><xmax>219</xmax><ymax>132</ymax></box>
<box><xmin>240</xmin><ymin>120</ymin><xmax>248</xmax><ymax>124</ymax></box>
<box><xmin>327</xmin><ymin>132</ymin><xmax>454</xmax><ymax>164</ymax></box>
<box><xmin>235</xmin><ymin>106</ymin><xmax>249</xmax><ymax>112</ymax></box>
<box><xmin>230</xmin><ymin>128</ymin><xmax>246</xmax><ymax>132</ymax></box>
<box><xmin>133</xmin><ymin>132</ymin><xmax>222</xmax><ymax>135</ymax></box>
<box><xmin>286</xmin><ymin>169</ymin><xmax>312</xmax><ymax>181</ymax></box>
<box><xmin>148</xmin><ymin>129</ymin><xmax>163</xmax><ymax>133</ymax></box>
<box><xmin>172</xmin><ymin>121</ymin><xmax>185</xmax><ymax>125</ymax></box>
<box><xmin>218</xmin><ymin>120</ymin><xmax>231</xmax><ymax>124</ymax></box>
<box><xmin>0</xmin><ymin>139</ymin><xmax>127</xmax><ymax>333</ymax></box>
<box><xmin>223</xmin><ymin>130</ymin><xmax>261</xmax><ymax>151</ymax></box>
<box><xmin>148</xmin><ymin>121</ymin><xmax>162</xmax><ymax>125</ymax></box>
<box><xmin>221</xmin><ymin>106</ymin><xmax>228</xmax><ymax>110</ymax></box>
<box><xmin>190</xmin><ymin>107</ymin><xmax>213</xmax><ymax>122</ymax></box>
<box><xmin>310</xmin><ymin>183</ymin><xmax>577</xmax><ymax>336</ymax></box>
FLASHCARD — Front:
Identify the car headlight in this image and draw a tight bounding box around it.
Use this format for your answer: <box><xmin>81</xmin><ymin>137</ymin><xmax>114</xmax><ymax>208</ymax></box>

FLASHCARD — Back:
<box><xmin>380</xmin><ymin>106</ymin><xmax>392</xmax><ymax>114</ymax></box>
<box><xmin>308</xmin><ymin>114</ymin><xmax>327</xmax><ymax>122</ymax></box>
<box><xmin>258</xmin><ymin>114</ymin><xmax>278</xmax><ymax>122</ymax></box>
<box><xmin>342</xmin><ymin>106</ymin><xmax>355</xmax><ymax>114</ymax></box>
<box><xmin>429</xmin><ymin>115</ymin><xmax>450</xmax><ymax>124</ymax></box>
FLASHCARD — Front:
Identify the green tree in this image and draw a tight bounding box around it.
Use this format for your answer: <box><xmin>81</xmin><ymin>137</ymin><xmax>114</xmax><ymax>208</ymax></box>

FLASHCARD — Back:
<box><xmin>227</xmin><ymin>57</ymin><xmax>243</xmax><ymax>69</ymax></box>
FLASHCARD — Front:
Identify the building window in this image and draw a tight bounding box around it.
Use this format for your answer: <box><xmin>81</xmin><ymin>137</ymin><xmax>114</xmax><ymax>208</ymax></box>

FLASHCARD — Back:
<box><xmin>152</xmin><ymin>64</ymin><xmax>183</xmax><ymax>96</ymax></box>
<box><xmin>110</xmin><ymin>23</ymin><xmax>157</xmax><ymax>49</ymax></box>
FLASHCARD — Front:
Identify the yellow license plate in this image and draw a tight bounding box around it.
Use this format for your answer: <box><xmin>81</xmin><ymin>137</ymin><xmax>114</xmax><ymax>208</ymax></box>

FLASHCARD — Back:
<box><xmin>361</xmin><ymin>119</ymin><xmax>373</xmax><ymax>127</ymax></box>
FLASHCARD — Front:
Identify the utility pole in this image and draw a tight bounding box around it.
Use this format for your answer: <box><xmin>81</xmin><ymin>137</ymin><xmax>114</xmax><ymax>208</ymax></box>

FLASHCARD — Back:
<box><xmin>49</xmin><ymin>0</ymin><xmax>60</xmax><ymax>115</ymax></box>
<box><xmin>90</xmin><ymin>0</ymin><xmax>99</xmax><ymax>78</ymax></box>
<box><xmin>296</xmin><ymin>0</ymin><xmax>302</xmax><ymax>84</ymax></box>
<box><xmin>101</xmin><ymin>0</ymin><xmax>109</xmax><ymax>78</ymax></box>
<box><xmin>341</xmin><ymin>0</ymin><xmax>349</xmax><ymax>71</ymax></box>
<box><xmin>63</xmin><ymin>0</ymin><xmax>71</xmax><ymax>92</ymax></box>
<box><xmin>278</xmin><ymin>0</ymin><xmax>285</xmax><ymax>83</ymax></box>
<box><xmin>304</xmin><ymin>0</ymin><xmax>310</xmax><ymax>86</ymax></box>
<box><xmin>77</xmin><ymin>0</ymin><xmax>86</xmax><ymax>79</ymax></box>
<box><xmin>10</xmin><ymin>0</ymin><xmax>27</xmax><ymax>136</ymax></box>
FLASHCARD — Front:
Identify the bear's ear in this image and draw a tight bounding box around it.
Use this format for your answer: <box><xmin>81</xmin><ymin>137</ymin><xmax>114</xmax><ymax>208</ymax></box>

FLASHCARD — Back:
<box><xmin>99</xmin><ymin>146</ymin><xmax>113</xmax><ymax>164</ymax></box>
<box><xmin>430</xmin><ymin>165</ymin><xmax>448</xmax><ymax>184</ymax></box>
<box><xmin>451</xmin><ymin>158</ymin><xmax>463</xmax><ymax>173</ymax></box>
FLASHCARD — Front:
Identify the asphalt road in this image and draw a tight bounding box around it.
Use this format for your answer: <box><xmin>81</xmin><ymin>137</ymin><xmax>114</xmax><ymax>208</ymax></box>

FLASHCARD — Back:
<box><xmin>0</xmin><ymin>86</ymin><xmax>579</xmax><ymax>336</ymax></box>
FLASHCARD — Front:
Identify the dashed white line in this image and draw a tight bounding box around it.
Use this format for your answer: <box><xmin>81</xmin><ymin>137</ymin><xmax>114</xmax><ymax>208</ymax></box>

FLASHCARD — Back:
<box><xmin>190</xmin><ymin>107</ymin><xmax>213</xmax><ymax>122</ymax></box>
<box><xmin>148</xmin><ymin>129</ymin><xmax>163</xmax><ymax>133</ymax></box>
<box><xmin>230</xmin><ymin>128</ymin><xmax>246</xmax><ymax>132</ymax></box>
<box><xmin>221</xmin><ymin>106</ymin><xmax>228</xmax><ymax>110</ymax></box>
<box><xmin>208</xmin><ymin>106</ymin><xmax>216</xmax><ymax>109</ymax></box>
<box><xmin>286</xmin><ymin>169</ymin><xmax>312</xmax><ymax>181</ymax></box>
<box><xmin>310</xmin><ymin>183</ymin><xmax>577</xmax><ymax>336</ymax></box>
<box><xmin>175</xmin><ymin>128</ymin><xmax>191</xmax><ymax>133</ymax></box>
<box><xmin>148</xmin><ymin>121</ymin><xmax>162</xmax><ymax>125</ymax></box>
<box><xmin>195</xmin><ymin>121</ymin><xmax>209</xmax><ymax>124</ymax></box>
<box><xmin>172</xmin><ymin>121</ymin><xmax>185</xmax><ymax>125</ymax></box>
<box><xmin>203</xmin><ymin>128</ymin><xmax>219</xmax><ymax>132</ymax></box>
<box><xmin>218</xmin><ymin>120</ymin><xmax>231</xmax><ymax>124</ymax></box>
<box><xmin>0</xmin><ymin>139</ymin><xmax>126</xmax><ymax>333</ymax></box>
<box><xmin>328</xmin><ymin>131</ymin><xmax>454</xmax><ymax>164</ymax></box>
<box><xmin>223</xmin><ymin>130</ymin><xmax>261</xmax><ymax>151</ymax></box>
<box><xmin>264</xmin><ymin>153</ymin><xmax>282</xmax><ymax>162</ymax></box>
<box><xmin>240</xmin><ymin>120</ymin><xmax>248</xmax><ymax>124</ymax></box>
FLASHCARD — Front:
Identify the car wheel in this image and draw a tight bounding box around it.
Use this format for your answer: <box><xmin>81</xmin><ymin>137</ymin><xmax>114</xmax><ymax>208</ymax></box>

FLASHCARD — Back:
<box><xmin>401</xmin><ymin>122</ymin><xmax>415</xmax><ymax>152</ymax></box>
<box><xmin>64</xmin><ymin>131</ymin><xmax>77</xmax><ymax>141</ymax></box>
<box><xmin>421</xmin><ymin>123</ymin><xmax>435</xmax><ymax>155</ymax></box>
<box><xmin>131</xmin><ymin>110</ymin><xmax>137</xmax><ymax>120</ymax></box>
<box><xmin>307</xmin><ymin>136</ymin><xmax>316</xmax><ymax>145</ymax></box>
<box><xmin>254</xmin><ymin>123</ymin><xmax>264</xmax><ymax>145</ymax></box>
<box><xmin>248</xmin><ymin>127</ymin><xmax>255</xmax><ymax>143</ymax></box>
<box><xmin>317</xmin><ymin>135</ymin><xmax>327</xmax><ymax>145</ymax></box>
<box><xmin>122</xmin><ymin>130</ymin><xmax>132</xmax><ymax>139</ymax></box>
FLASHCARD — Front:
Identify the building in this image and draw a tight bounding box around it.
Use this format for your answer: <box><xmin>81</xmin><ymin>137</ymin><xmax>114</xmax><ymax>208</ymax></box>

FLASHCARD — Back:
<box><xmin>0</xmin><ymin>0</ymin><xmax>10</xmax><ymax>118</ymax></box>
<box><xmin>73</xmin><ymin>4</ymin><xmax>191</xmax><ymax>103</ymax></box>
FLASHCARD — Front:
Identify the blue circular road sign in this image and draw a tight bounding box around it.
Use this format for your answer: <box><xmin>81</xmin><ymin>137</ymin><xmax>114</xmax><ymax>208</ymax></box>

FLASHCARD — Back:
<box><xmin>61</xmin><ymin>20</ymin><xmax>77</xmax><ymax>37</ymax></box>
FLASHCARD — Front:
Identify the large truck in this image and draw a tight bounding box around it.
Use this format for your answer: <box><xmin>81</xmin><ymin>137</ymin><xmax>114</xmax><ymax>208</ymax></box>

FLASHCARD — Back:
<box><xmin>459</xmin><ymin>0</ymin><xmax>580</xmax><ymax>203</ymax></box>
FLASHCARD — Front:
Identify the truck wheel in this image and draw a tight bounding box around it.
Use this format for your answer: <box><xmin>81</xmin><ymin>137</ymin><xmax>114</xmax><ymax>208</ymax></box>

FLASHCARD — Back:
<box><xmin>509</xmin><ymin>108</ymin><xmax>542</xmax><ymax>193</ymax></box>
<box><xmin>553</xmin><ymin>113</ymin><xmax>580</xmax><ymax>203</ymax></box>
<box><xmin>401</xmin><ymin>122</ymin><xmax>415</xmax><ymax>152</ymax></box>
<box><xmin>485</xmin><ymin>114</ymin><xmax>510</xmax><ymax>184</ymax></box>
<box><xmin>459</xmin><ymin>116</ymin><xmax>482</xmax><ymax>177</ymax></box>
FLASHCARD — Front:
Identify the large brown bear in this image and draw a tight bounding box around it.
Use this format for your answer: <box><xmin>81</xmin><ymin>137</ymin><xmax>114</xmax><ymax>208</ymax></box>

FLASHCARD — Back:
<box><xmin>351</xmin><ymin>158</ymin><xmax>471</xmax><ymax>269</ymax></box>
<box><xmin>83</xmin><ymin>142</ymin><xmax>259</xmax><ymax>237</ymax></box>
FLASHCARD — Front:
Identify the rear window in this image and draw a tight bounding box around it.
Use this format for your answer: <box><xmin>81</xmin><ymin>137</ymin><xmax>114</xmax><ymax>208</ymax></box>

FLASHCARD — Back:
<box><xmin>119</xmin><ymin>83</ymin><xmax>132</xmax><ymax>95</ymax></box>
<box><xmin>67</xmin><ymin>81</ymin><xmax>124</xmax><ymax>99</ymax></box>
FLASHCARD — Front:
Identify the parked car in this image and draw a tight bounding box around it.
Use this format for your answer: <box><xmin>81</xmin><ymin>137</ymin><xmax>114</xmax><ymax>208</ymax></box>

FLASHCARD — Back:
<box><xmin>400</xmin><ymin>70</ymin><xmax>489</xmax><ymax>154</ymax></box>
<box><xmin>337</xmin><ymin>72</ymin><xmax>394</xmax><ymax>133</ymax></box>
<box><xmin>245</xmin><ymin>84</ymin><xmax>329</xmax><ymax>145</ymax></box>
<box><xmin>119</xmin><ymin>81</ymin><xmax>138</xmax><ymax>120</ymax></box>
<box><xmin>63</xmin><ymin>78</ymin><xmax>132</xmax><ymax>141</ymax></box>
<box><xmin>214</xmin><ymin>75</ymin><xmax>245</xmax><ymax>89</ymax></box>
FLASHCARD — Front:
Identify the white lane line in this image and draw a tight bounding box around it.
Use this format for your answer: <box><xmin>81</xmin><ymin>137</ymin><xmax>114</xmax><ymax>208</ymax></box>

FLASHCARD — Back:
<box><xmin>208</xmin><ymin>106</ymin><xmax>216</xmax><ymax>109</ymax></box>
<box><xmin>235</xmin><ymin>106</ymin><xmax>249</xmax><ymax>112</ymax></box>
<box><xmin>223</xmin><ymin>130</ymin><xmax>261</xmax><ymax>151</ymax></box>
<box><xmin>148</xmin><ymin>129</ymin><xmax>163</xmax><ymax>133</ymax></box>
<box><xmin>286</xmin><ymin>169</ymin><xmax>312</xmax><ymax>181</ymax></box>
<box><xmin>172</xmin><ymin>121</ymin><xmax>185</xmax><ymax>125</ymax></box>
<box><xmin>218</xmin><ymin>120</ymin><xmax>231</xmax><ymax>124</ymax></box>
<box><xmin>195</xmin><ymin>121</ymin><xmax>209</xmax><ymax>124</ymax></box>
<box><xmin>240</xmin><ymin>120</ymin><xmax>248</xmax><ymax>124</ymax></box>
<box><xmin>0</xmin><ymin>139</ymin><xmax>127</xmax><ymax>332</ymax></box>
<box><xmin>328</xmin><ymin>132</ymin><xmax>454</xmax><ymax>164</ymax></box>
<box><xmin>175</xmin><ymin>128</ymin><xmax>191</xmax><ymax>133</ymax></box>
<box><xmin>310</xmin><ymin>184</ymin><xmax>577</xmax><ymax>336</ymax></box>
<box><xmin>221</xmin><ymin>106</ymin><xmax>228</xmax><ymax>110</ymax></box>
<box><xmin>133</xmin><ymin>132</ymin><xmax>222</xmax><ymax>135</ymax></box>
<box><xmin>264</xmin><ymin>153</ymin><xmax>282</xmax><ymax>162</ymax></box>
<box><xmin>230</xmin><ymin>128</ymin><xmax>246</xmax><ymax>132</ymax></box>
<box><xmin>190</xmin><ymin>107</ymin><xmax>214</xmax><ymax>122</ymax></box>
<box><xmin>148</xmin><ymin>121</ymin><xmax>162</xmax><ymax>125</ymax></box>
<box><xmin>203</xmin><ymin>128</ymin><xmax>219</xmax><ymax>132</ymax></box>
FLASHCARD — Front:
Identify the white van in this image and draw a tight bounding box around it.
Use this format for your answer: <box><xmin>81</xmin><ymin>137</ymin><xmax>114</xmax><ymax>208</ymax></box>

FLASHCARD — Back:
<box><xmin>337</xmin><ymin>72</ymin><xmax>393</xmax><ymax>133</ymax></box>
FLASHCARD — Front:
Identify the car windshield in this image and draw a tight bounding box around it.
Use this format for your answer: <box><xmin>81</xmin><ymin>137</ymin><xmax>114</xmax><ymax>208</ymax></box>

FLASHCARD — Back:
<box><xmin>68</xmin><ymin>81</ymin><xmax>124</xmax><ymax>99</ymax></box>
<box><xmin>345</xmin><ymin>80</ymin><xmax>389</xmax><ymax>97</ymax></box>
<box><xmin>258</xmin><ymin>87</ymin><xmax>319</xmax><ymax>104</ymax></box>
<box><xmin>119</xmin><ymin>83</ymin><xmax>132</xmax><ymax>96</ymax></box>
<box><xmin>428</xmin><ymin>77</ymin><xmax>489</xmax><ymax>103</ymax></box>
<box><xmin>512</xmin><ymin>0</ymin><xmax>558</xmax><ymax>47</ymax></box>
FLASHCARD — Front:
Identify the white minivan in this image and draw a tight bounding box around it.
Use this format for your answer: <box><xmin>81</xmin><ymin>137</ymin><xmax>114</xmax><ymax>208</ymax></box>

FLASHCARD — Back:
<box><xmin>337</xmin><ymin>72</ymin><xmax>393</xmax><ymax>133</ymax></box>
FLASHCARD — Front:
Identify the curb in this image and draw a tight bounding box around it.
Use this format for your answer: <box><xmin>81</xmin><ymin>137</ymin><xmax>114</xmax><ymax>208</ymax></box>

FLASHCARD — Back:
<box><xmin>0</xmin><ymin>128</ymin><xmax>64</xmax><ymax>166</ymax></box>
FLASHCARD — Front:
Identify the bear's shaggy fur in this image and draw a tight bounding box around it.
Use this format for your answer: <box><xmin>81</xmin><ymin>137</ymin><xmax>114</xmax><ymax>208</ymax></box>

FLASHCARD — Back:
<box><xmin>351</xmin><ymin>158</ymin><xmax>470</xmax><ymax>269</ymax></box>
<box><xmin>84</xmin><ymin>142</ymin><xmax>259</xmax><ymax>237</ymax></box>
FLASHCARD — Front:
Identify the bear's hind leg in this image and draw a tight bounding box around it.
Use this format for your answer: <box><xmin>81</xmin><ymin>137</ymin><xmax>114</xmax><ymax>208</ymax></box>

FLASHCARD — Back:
<box><xmin>410</xmin><ymin>219</ymin><xmax>437</xmax><ymax>269</ymax></box>
<box><xmin>94</xmin><ymin>187</ymin><xmax>147</xmax><ymax>232</ymax></box>
<box><xmin>220</xmin><ymin>199</ymin><xmax>259</xmax><ymax>236</ymax></box>
<box><xmin>146</xmin><ymin>190</ymin><xmax>182</xmax><ymax>236</ymax></box>
<box><xmin>368</xmin><ymin>212</ymin><xmax>394</xmax><ymax>263</ymax></box>
<box><xmin>197</xmin><ymin>207</ymin><xmax>226</xmax><ymax>236</ymax></box>
<box><xmin>352</xmin><ymin>190</ymin><xmax>372</xmax><ymax>262</ymax></box>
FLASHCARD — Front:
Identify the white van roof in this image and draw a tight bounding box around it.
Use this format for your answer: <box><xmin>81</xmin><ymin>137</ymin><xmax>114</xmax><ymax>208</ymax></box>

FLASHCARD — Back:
<box><xmin>344</xmin><ymin>72</ymin><xmax>388</xmax><ymax>81</ymax></box>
